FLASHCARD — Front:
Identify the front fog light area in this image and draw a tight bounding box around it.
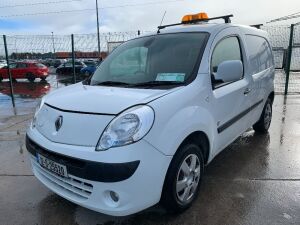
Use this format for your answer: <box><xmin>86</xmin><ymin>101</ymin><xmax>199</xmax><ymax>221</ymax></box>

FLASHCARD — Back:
<box><xmin>96</xmin><ymin>105</ymin><xmax>154</xmax><ymax>151</ymax></box>
<box><xmin>104</xmin><ymin>190</ymin><xmax>120</xmax><ymax>207</ymax></box>
<box><xmin>110</xmin><ymin>191</ymin><xmax>119</xmax><ymax>202</ymax></box>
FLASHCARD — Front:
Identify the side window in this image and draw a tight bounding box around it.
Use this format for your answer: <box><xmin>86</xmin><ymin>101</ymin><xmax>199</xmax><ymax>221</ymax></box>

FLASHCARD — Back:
<box><xmin>17</xmin><ymin>63</ymin><xmax>27</xmax><ymax>68</ymax></box>
<box><xmin>245</xmin><ymin>35</ymin><xmax>273</xmax><ymax>74</ymax></box>
<box><xmin>211</xmin><ymin>36</ymin><xmax>242</xmax><ymax>87</ymax></box>
<box><xmin>9</xmin><ymin>63</ymin><xmax>17</xmax><ymax>69</ymax></box>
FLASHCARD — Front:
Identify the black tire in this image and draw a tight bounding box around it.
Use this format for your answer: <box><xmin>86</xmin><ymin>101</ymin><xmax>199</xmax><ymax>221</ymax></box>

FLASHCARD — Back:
<box><xmin>161</xmin><ymin>143</ymin><xmax>204</xmax><ymax>213</ymax></box>
<box><xmin>253</xmin><ymin>98</ymin><xmax>272</xmax><ymax>133</ymax></box>
<box><xmin>40</xmin><ymin>76</ymin><xmax>47</xmax><ymax>81</ymax></box>
<box><xmin>26</xmin><ymin>73</ymin><xmax>35</xmax><ymax>82</ymax></box>
<box><xmin>0</xmin><ymin>76</ymin><xmax>3</xmax><ymax>82</ymax></box>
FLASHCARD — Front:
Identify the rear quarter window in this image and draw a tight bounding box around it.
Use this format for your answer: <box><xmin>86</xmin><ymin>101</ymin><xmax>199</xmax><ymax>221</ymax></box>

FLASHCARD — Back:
<box><xmin>245</xmin><ymin>35</ymin><xmax>273</xmax><ymax>74</ymax></box>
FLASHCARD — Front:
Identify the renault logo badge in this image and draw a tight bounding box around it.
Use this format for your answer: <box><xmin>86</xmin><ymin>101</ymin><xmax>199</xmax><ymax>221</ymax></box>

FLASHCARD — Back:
<box><xmin>55</xmin><ymin>116</ymin><xmax>63</xmax><ymax>131</ymax></box>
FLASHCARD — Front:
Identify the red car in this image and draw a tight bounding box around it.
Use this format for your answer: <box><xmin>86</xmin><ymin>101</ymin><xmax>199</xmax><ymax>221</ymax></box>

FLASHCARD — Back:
<box><xmin>0</xmin><ymin>62</ymin><xmax>49</xmax><ymax>82</ymax></box>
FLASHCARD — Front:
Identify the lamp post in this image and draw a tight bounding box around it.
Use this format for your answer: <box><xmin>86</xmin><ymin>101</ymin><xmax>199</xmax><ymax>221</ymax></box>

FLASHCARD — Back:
<box><xmin>96</xmin><ymin>0</ymin><xmax>101</xmax><ymax>60</ymax></box>
<box><xmin>51</xmin><ymin>32</ymin><xmax>56</xmax><ymax>58</ymax></box>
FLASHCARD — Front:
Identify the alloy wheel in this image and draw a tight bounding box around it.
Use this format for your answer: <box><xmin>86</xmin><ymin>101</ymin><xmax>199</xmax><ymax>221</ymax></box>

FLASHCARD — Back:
<box><xmin>176</xmin><ymin>154</ymin><xmax>201</xmax><ymax>204</ymax></box>
<box><xmin>264</xmin><ymin>103</ymin><xmax>272</xmax><ymax>129</ymax></box>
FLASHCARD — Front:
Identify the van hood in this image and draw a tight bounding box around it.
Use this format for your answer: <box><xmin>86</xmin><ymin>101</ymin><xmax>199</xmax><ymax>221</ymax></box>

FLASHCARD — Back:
<box><xmin>45</xmin><ymin>82</ymin><xmax>182</xmax><ymax>114</ymax></box>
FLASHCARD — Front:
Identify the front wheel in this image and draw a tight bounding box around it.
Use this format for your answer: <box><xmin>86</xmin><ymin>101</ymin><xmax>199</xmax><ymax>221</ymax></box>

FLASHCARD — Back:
<box><xmin>253</xmin><ymin>98</ymin><xmax>272</xmax><ymax>133</ymax></box>
<box><xmin>26</xmin><ymin>73</ymin><xmax>35</xmax><ymax>82</ymax></box>
<box><xmin>161</xmin><ymin>143</ymin><xmax>204</xmax><ymax>213</ymax></box>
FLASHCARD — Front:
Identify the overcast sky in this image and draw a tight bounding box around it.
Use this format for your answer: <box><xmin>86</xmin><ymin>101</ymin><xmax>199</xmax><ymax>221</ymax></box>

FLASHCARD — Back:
<box><xmin>0</xmin><ymin>0</ymin><xmax>300</xmax><ymax>35</ymax></box>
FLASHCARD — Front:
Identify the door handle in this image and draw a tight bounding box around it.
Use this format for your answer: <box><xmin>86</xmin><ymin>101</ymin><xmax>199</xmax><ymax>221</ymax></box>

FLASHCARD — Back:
<box><xmin>244</xmin><ymin>88</ymin><xmax>251</xmax><ymax>95</ymax></box>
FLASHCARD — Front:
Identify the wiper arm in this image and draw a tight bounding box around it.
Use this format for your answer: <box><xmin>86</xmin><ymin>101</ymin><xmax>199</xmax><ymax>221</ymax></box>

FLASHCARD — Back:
<box><xmin>93</xmin><ymin>81</ymin><xmax>130</xmax><ymax>86</ymax></box>
<box><xmin>129</xmin><ymin>80</ymin><xmax>185</xmax><ymax>87</ymax></box>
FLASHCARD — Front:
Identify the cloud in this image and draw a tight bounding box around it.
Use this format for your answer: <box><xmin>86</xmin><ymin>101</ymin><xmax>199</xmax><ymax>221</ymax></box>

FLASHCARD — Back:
<box><xmin>0</xmin><ymin>0</ymin><xmax>299</xmax><ymax>35</ymax></box>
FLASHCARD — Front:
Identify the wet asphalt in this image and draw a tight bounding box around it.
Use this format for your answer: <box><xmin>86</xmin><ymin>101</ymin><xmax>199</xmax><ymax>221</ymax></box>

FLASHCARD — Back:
<box><xmin>0</xmin><ymin>77</ymin><xmax>299</xmax><ymax>225</ymax></box>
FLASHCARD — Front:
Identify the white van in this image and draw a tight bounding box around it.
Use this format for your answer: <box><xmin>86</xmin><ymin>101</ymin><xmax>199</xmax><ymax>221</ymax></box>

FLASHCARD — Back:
<box><xmin>26</xmin><ymin>13</ymin><xmax>274</xmax><ymax>216</ymax></box>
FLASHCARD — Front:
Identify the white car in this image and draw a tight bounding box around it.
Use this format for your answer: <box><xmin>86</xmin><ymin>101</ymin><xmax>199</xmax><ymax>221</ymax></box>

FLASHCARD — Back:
<box><xmin>26</xmin><ymin>13</ymin><xmax>274</xmax><ymax>216</ymax></box>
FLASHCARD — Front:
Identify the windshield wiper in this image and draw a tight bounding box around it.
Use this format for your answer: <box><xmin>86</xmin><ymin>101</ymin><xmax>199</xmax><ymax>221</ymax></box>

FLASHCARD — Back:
<box><xmin>93</xmin><ymin>81</ymin><xmax>130</xmax><ymax>86</ymax></box>
<box><xmin>129</xmin><ymin>80</ymin><xmax>185</xmax><ymax>87</ymax></box>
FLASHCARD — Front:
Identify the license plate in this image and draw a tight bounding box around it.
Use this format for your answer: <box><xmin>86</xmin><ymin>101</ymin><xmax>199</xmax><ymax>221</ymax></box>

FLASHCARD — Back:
<box><xmin>37</xmin><ymin>154</ymin><xmax>68</xmax><ymax>177</ymax></box>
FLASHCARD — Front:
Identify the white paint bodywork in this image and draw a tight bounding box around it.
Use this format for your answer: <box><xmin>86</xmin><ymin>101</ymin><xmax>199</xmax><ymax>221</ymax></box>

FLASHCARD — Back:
<box><xmin>27</xmin><ymin>23</ymin><xmax>275</xmax><ymax>216</ymax></box>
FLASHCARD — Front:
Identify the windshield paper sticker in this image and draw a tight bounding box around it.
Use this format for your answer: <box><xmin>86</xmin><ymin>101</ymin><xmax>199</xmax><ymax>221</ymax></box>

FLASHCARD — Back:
<box><xmin>156</xmin><ymin>73</ymin><xmax>185</xmax><ymax>82</ymax></box>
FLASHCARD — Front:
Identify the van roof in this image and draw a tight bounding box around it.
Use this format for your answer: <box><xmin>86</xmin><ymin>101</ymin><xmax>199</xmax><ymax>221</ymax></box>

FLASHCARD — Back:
<box><xmin>146</xmin><ymin>22</ymin><xmax>269</xmax><ymax>39</ymax></box>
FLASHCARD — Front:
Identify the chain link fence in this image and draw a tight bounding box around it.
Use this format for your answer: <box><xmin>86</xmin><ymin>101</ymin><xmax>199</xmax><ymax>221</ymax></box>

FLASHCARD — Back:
<box><xmin>0</xmin><ymin>31</ymin><xmax>145</xmax><ymax>113</ymax></box>
<box><xmin>0</xmin><ymin>26</ymin><xmax>300</xmax><ymax>112</ymax></box>
<box><xmin>262</xmin><ymin>24</ymin><xmax>300</xmax><ymax>94</ymax></box>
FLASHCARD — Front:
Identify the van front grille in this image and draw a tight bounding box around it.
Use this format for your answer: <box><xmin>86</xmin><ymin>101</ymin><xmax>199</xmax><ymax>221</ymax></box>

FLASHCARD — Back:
<box><xmin>31</xmin><ymin>156</ymin><xmax>93</xmax><ymax>201</ymax></box>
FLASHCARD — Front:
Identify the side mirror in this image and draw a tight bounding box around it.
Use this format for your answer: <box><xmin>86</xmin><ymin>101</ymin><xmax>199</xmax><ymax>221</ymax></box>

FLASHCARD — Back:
<box><xmin>214</xmin><ymin>60</ymin><xmax>243</xmax><ymax>83</ymax></box>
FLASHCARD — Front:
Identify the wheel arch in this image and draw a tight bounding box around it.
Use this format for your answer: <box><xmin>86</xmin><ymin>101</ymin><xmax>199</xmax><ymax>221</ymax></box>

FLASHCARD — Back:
<box><xmin>177</xmin><ymin>131</ymin><xmax>210</xmax><ymax>165</ymax></box>
<box><xmin>268</xmin><ymin>91</ymin><xmax>274</xmax><ymax>104</ymax></box>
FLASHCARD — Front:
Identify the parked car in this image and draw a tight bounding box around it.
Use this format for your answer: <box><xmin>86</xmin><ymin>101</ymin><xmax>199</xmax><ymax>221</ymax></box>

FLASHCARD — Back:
<box><xmin>0</xmin><ymin>62</ymin><xmax>49</xmax><ymax>82</ymax></box>
<box><xmin>80</xmin><ymin>61</ymin><xmax>99</xmax><ymax>76</ymax></box>
<box><xmin>53</xmin><ymin>59</ymin><xmax>67</xmax><ymax>68</ymax></box>
<box><xmin>56</xmin><ymin>61</ymin><xmax>86</xmax><ymax>75</ymax></box>
<box><xmin>41</xmin><ymin>59</ymin><xmax>53</xmax><ymax>67</ymax></box>
<box><xmin>26</xmin><ymin>13</ymin><xmax>275</xmax><ymax>216</ymax></box>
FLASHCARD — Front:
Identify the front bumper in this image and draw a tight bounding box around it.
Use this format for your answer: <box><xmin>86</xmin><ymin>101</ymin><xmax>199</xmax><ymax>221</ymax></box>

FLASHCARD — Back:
<box><xmin>26</xmin><ymin>129</ymin><xmax>172</xmax><ymax>216</ymax></box>
<box><xmin>26</xmin><ymin>137</ymin><xmax>140</xmax><ymax>183</ymax></box>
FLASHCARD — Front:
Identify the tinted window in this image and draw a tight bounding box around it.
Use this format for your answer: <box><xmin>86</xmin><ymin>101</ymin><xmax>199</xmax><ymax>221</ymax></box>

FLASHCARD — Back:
<box><xmin>9</xmin><ymin>63</ymin><xmax>17</xmax><ymax>69</ymax></box>
<box><xmin>211</xmin><ymin>37</ymin><xmax>242</xmax><ymax>73</ymax></box>
<box><xmin>64</xmin><ymin>63</ymin><xmax>72</xmax><ymax>67</ymax></box>
<box><xmin>211</xmin><ymin>36</ymin><xmax>242</xmax><ymax>86</ymax></box>
<box><xmin>84</xmin><ymin>61</ymin><xmax>96</xmax><ymax>66</ymax></box>
<box><xmin>245</xmin><ymin>35</ymin><xmax>273</xmax><ymax>74</ymax></box>
<box><xmin>91</xmin><ymin>33</ymin><xmax>208</xmax><ymax>88</ymax></box>
<box><xmin>17</xmin><ymin>63</ymin><xmax>27</xmax><ymax>68</ymax></box>
<box><xmin>109</xmin><ymin>47</ymin><xmax>148</xmax><ymax>77</ymax></box>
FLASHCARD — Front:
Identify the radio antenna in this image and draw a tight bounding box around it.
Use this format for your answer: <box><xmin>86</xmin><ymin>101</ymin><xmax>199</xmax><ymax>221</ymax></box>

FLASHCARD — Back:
<box><xmin>160</xmin><ymin>11</ymin><xmax>167</xmax><ymax>27</ymax></box>
<box><xmin>157</xmin><ymin>11</ymin><xmax>167</xmax><ymax>33</ymax></box>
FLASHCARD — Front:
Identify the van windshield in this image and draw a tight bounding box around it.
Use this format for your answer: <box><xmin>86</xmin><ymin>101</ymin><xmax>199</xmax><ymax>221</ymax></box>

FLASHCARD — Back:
<box><xmin>90</xmin><ymin>32</ymin><xmax>208</xmax><ymax>88</ymax></box>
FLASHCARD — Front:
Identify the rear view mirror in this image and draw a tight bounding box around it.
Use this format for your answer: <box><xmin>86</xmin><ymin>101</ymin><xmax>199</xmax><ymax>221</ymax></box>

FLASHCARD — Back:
<box><xmin>214</xmin><ymin>60</ymin><xmax>243</xmax><ymax>83</ymax></box>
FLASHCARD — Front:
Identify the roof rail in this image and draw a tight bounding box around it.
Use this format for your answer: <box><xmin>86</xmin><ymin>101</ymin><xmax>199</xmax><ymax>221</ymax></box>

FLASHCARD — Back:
<box><xmin>250</xmin><ymin>24</ymin><xmax>263</xmax><ymax>29</ymax></box>
<box><xmin>157</xmin><ymin>14</ymin><xmax>233</xmax><ymax>33</ymax></box>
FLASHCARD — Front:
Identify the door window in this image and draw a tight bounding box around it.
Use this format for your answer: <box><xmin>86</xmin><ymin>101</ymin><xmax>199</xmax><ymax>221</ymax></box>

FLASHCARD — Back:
<box><xmin>16</xmin><ymin>63</ymin><xmax>27</xmax><ymax>68</ymax></box>
<box><xmin>9</xmin><ymin>63</ymin><xmax>17</xmax><ymax>69</ymax></box>
<box><xmin>211</xmin><ymin>36</ymin><xmax>242</xmax><ymax>87</ymax></box>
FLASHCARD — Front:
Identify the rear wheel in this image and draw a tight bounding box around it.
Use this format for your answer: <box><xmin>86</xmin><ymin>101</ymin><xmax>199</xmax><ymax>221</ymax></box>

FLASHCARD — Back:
<box><xmin>0</xmin><ymin>75</ymin><xmax>3</xmax><ymax>82</ymax></box>
<box><xmin>40</xmin><ymin>76</ymin><xmax>47</xmax><ymax>81</ymax></box>
<box><xmin>26</xmin><ymin>73</ymin><xmax>35</xmax><ymax>82</ymax></box>
<box><xmin>253</xmin><ymin>98</ymin><xmax>272</xmax><ymax>133</ymax></box>
<box><xmin>161</xmin><ymin>143</ymin><xmax>204</xmax><ymax>213</ymax></box>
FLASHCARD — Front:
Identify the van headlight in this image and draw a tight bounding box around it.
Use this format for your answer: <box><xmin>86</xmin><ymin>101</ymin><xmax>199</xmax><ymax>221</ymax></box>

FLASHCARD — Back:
<box><xmin>35</xmin><ymin>97</ymin><xmax>45</xmax><ymax>114</ymax></box>
<box><xmin>32</xmin><ymin>97</ymin><xmax>45</xmax><ymax>128</ymax></box>
<box><xmin>96</xmin><ymin>105</ymin><xmax>155</xmax><ymax>151</ymax></box>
